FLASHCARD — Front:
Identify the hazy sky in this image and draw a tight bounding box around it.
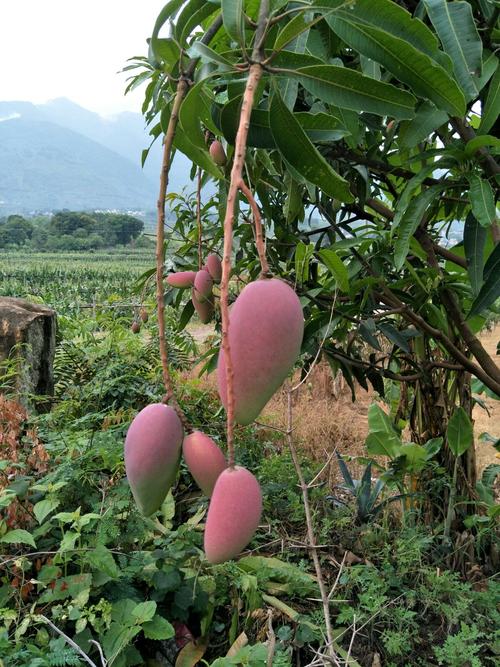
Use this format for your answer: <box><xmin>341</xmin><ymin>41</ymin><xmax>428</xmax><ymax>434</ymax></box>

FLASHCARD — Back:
<box><xmin>0</xmin><ymin>1</ymin><xmax>166</xmax><ymax>116</ymax></box>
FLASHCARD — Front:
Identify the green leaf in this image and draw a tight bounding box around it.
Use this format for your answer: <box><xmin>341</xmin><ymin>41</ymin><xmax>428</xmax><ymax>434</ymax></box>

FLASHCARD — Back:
<box><xmin>400</xmin><ymin>443</ymin><xmax>427</xmax><ymax>473</ymax></box>
<box><xmin>377</xmin><ymin>322</ymin><xmax>412</xmax><ymax>353</ymax></box>
<box><xmin>178</xmin><ymin>298</ymin><xmax>195</xmax><ymax>330</ymax></box>
<box><xmin>366</xmin><ymin>431</ymin><xmax>402</xmax><ymax>459</ymax></box>
<box><xmin>142</xmin><ymin>615</ymin><xmax>175</xmax><ymax>641</ymax></box>
<box><xmin>33</xmin><ymin>498</ymin><xmax>59</xmax><ymax>524</ymax></box>
<box><xmin>175</xmin><ymin>0</ymin><xmax>219</xmax><ymax>45</ymax></box>
<box><xmin>295</xmin><ymin>242</ymin><xmax>314</xmax><ymax>284</ymax></box>
<box><xmin>468</xmin><ymin>174</ymin><xmax>497</xmax><ymax>228</ymax></box>
<box><xmin>318</xmin><ymin>248</ymin><xmax>349</xmax><ymax>292</ymax></box>
<box><xmin>132</xmin><ymin>601</ymin><xmax>157</xmax><ymax>624</ymax></box>
<box><xmin>150</xmin><ymin>0</ymin><xmax>186</xmax><ymax>58</ymax></box>
<box><xmin>189</xmin><ymin>41</ymin><xmax>234</xmax><ymax>68</ymax></box>
<box><xmin>463</xmin><ymin>213</ymin><xmax>487</xmax><ymax>296</ymax></box>
<box><xmin>180</xmin><ymin>80</ymin><xmax>218</xmax><ymax>151</ymax></box>
<box><xmin>398</xmin><ymin>100</ymin><xmax>448</xmax><ymax>149</ymax></box>
<box><xmin>269</xmin><ymin>91</ymin><xmax>353</xmax><ymax>202</ymax></box>
<box><xmin>222</xmin><ymin>0</ymin><xmax>244</xmax><ymax>46</ymax></box>
<box><xmin>484</xmin><ymin>240</ymin><xmax>500</xmax><ymax>283</ymax></box>
<box><xmin>327</xmin><ymin>8</ymin><xmax>466</xmax><ymax>116</ymax></box>
<box><xmin>274</xmin><ymin>11</ymin><xmax>320</xmax><ymax>52</ymax></box>
<box><xmin>479</xmin><ymin>61</ymin><xmax>500</xmax><ymax>134</ymax></box>
<box><xmin>87</xmin><ymin>544</ymin><xmax>121</xmax><ymax>580</ymax></box>
<box><xmin>468</xmin><ymin>243</ymin><xmax>500</xmax><ymax>316</ymax></box>
<box><xmin>367</xmin><ymin>403</ymin><xmax>398</xmax><ymax>436</ymax></box>
<box><xmin>464</xmin><ymin>135</ymin><xmax>500</xmax><ymax>159</ymax></box>
<box><xmin>294</xmin><ymin>65</ymin><xmax>416</xmax><ymax>119</ymax></box>
<box><xmin>151</xmin><ymin>38</ymin><xmax>181</xmax><ymax>67</ymax></box>
<box><xmin>394</xmin><ymin>167</ymin><xmax>442</xmax><ymax>227</ymax></box>
<box><xmin>394</xmin><ymin>186</ymin><xmax>441</xmax><ymax>269</ymax></box>
<box><xmin>221</xmin><ymin>97</ymin><xmax>275</xmax><ymax>148</ymax></box>
<box><xmin>295</xmin><ymin>112</ymin><xmax>345</xmax><ymax>141</ymax></box>
<box><xmin>424</xmin><ymin>0</ymin><xmax>482</xmax><ymax>100</ymax></box>
<box><xmin>0</xmin><ymin>529</ymin><xmax>36</xmax><ymax>548</ymax></box>
<box><xmin>333</xmin><ymin>0</ymin><xmax>448</xmax><ymax>62</ymax></box>
<box><xmin>173</xmin><ymin>130</ymin><xmax>223</xmax><ymax>180</ymax></box>
<box><xmin>446</xmin><ymin>407</ymin><xmax>473</xmax><ymax>456</ymax></box>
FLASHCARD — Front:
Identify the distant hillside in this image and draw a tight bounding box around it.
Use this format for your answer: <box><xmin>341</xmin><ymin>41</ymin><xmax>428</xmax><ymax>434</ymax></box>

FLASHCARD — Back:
<box><xmin>0</xmin><ymin>99</ymin><xmax>201</xmax><ymax>214</ymax></box>
<box><xmin>0</xmin><ymin>118</ymin><xmax>160</xmax><ymax>212</ymax></box>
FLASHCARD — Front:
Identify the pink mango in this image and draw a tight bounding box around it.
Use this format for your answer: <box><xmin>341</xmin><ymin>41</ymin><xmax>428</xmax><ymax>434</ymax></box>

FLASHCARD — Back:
<box><xmin>193</xmin><ymin>270</ymin><xmax>213</xmax><ymax>303</ymax></box>
<box><xmin>182</xmin><ymin>431</ymin><xmax>227</xmax><ymax>496</ymax></box>
<box><xmin>166</xmin><ymin>271</ymin><xmax>197</xmax><ymax>289</ymax></box>
<box><xmin>217</xmin><ymin>279</ymin><xmax>303</xmax><ymax>425</ymax></box>
<box><xmin>204</xmin><ymin>466</ymin><xmax>262</xmax><ymax>564</ymax></box>
<box><xmin>209</xmin><ymin>140</ymin><xmax>227</xmax><ymax>166</ymax></box>
<box><xmin>205</xmin><ymin>254</ymin><xmax>222</xmax><ymax>283</ymax></box>
<box><xmin>191</xmin><ymin>288</ymin><xmax>214</xmax><ymax>324</ymax></box>
<box><xmin>124</xmin><ymin>403</ymin><xmax>183</xmax><ymax>516</ymax></box>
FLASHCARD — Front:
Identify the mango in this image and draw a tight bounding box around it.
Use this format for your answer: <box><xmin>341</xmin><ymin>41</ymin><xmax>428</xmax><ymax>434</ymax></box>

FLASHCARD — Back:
<box><xmin>204</xmin><ymin>254</ymin><xmax>222</xmax><ymax>283</ymax></box>
<box><xmin>193</xmin><ymin>270</ymin><xmax>213</xmax><ymax>303</ymax></box>
<box><xmin>191</xmin><ymin>288</ymin><xmax>214</xmax><ymax>324</ymax></box>
<box><xmin>124</xmin><ymin>403</ymin><xmax>183</xmax><ymax>516</ymax></box>
<box><xmin>204</xmin><ymin>466</ymin><xmax>262</xmax><ymax>564</ymax></box>
<box><xmin>166</xmin><ymin>271</ymin><xmax>197</xmax><ymax>289</ymax></box>
<box><xmin>182</xmin><ymin>431</ymin><xmax>227</xmax><ymax>496</ymax></box>
<box><xmin>217</xmin><ymin>279</ymin><xmax>303</xmax><ymax>425</ymax></box>
<box><xmin>209</xmin><ymin>140</ymin><xmax>227</xmax><ymax>166</ymax></box>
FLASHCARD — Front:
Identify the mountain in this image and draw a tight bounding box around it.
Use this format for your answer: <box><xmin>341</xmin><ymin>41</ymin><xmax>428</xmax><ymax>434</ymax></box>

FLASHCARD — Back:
<box><xmin>0</xmin><ymin>99</ymin><xmax>198</xmax><ymax>214</ymax></box>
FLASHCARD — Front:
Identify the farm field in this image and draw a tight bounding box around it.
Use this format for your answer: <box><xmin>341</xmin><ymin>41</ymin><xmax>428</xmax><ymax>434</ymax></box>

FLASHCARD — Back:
<box><xmin>0</xmin><ymin>250</ymin><xmax>155</xmax><ymax>315</ymax></box>
<box><xmin>1</xmin><ymin>247</ymin><xmax>499</xmax><ymax>666</ymax></box>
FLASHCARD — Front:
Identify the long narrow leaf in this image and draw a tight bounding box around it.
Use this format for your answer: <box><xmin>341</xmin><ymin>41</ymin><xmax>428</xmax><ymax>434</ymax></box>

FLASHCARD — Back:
<box><xmin>269</xmin><ymin>91</ymin><xmax>353</xmax><ymax>202</ymax></box>
<box><xmin>327</xmin><ymin>11</ymin><xmax>465</xmax><ymax>115</ymax></box>
<box><xmin>424</xmin><ymin>0</ymin><xmax>482</xmax><ymax>100</ymax></box>
<box><xmin>294</xmin><ymin>65</ymin><xmax>416</xmax><ymax>119</ymax></box>
<box><xmin>463</xmin><ymin>213</ymin><xmax>486</xmax><ymax>296</ymax></box>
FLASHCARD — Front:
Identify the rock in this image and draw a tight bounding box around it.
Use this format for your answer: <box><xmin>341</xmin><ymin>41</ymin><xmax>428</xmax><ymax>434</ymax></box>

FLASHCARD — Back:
<box><xmin>0</xmin><ymin>297</ymin><xmax>56</xmax><ymax>407</ymax></box>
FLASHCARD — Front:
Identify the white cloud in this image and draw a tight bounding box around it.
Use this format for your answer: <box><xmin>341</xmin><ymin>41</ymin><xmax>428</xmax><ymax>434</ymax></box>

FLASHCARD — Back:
<box><xmin>0</xmin><ymin>0</ymin><xmax>165</xmax><ymax>115</ymax></box>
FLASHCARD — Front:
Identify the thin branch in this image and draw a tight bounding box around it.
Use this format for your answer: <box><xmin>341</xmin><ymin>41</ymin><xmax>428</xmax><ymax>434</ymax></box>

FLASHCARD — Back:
<box><xmin>286</xmin><ymin>387</ymin><xmax>338</xmax><ymax>663</ymax></box>
<box><xmin>153</xmin><ymin>14</ymin><xmax>223</xmax><ymax>427</ymax></box>
<box><xmin>38</xmin><ymin>616</ymin><xmax>99</xmax><ymax>667</ymax></box>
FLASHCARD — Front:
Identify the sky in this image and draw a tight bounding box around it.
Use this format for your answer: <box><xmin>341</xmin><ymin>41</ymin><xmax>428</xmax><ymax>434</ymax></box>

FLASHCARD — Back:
<box><xmin>0</xmin><ymin>0</ymin><xmax>166</xmax><ymax>116</ymax></box>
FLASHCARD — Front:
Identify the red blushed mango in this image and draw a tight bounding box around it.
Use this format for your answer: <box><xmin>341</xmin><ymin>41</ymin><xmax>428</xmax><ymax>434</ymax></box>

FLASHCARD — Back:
<box><xmin>217</xmin><ymin>279</ymin><xmax>303</xmax><ymax>425</ymax></box>
<box><xmin>124</xmin><ymin>403</ymin><xmax>183</xmax><ymax>516</ymax></box>
<box><xmin>204</xmin><ymin>466</ymin><xmax>262</xmax><ymax>564</ymax></box>
<box><xmin>193</xmin><ymin>270</ymin><xmax>213</xmax><ymax>303</ymax></box>
<box><xmin>191</xmin><ymin>288</ymin><xmax>214</xmax><ymax>324</ymax></box>
<box><xmin>182</xmin><ymin>431</ymin><xmax>227</xmax><ymax>496</ymax></box>
<box><xmin>166</xmin><ymin>271</ymin><xmax>197</xmax><ymax>289</ymax></box>
<box><xmin>209</xmin><ymin>140</ymin><xmax>226</xmax><ymax>166</ymax></box>
<box><xmin>205</xmin><ymin>254</ymin><xmax>222</xmax><ymax>283</ymax></box>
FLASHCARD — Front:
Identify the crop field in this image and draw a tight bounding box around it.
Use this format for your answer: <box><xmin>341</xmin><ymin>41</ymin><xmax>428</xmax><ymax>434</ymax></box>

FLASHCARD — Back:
<box><xmin>0</xmin><ymin>250</ymin><xmax>154</xmax><ymax>314</ymax></box>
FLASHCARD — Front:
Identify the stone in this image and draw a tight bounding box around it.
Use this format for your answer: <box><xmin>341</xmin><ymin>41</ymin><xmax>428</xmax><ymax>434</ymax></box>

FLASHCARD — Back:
<box><xmin>0</xmin><ymin>297</ymin><xmax>56</xmax><ymax>406</ymax></box>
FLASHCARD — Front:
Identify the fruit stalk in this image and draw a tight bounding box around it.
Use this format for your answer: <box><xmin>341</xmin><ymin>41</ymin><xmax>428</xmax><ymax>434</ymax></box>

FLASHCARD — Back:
<box><xmin>239</xmin><ymin>180</ymin><xmax>270</xmax><ymax>277</ymax></box>
<box><xmin>220</xmin><ymin>62</ymin><xmax>264</xmax><ymax>468</ymax></box>
<box><xmin>155</xmin><ymin>79</ymin><xmax>189</xmax><ymax>425</ymax></box>
<box><xmin>196</xmin><ymin>166</ymin><xmax>203</xmax><ymax>270</ymax></box>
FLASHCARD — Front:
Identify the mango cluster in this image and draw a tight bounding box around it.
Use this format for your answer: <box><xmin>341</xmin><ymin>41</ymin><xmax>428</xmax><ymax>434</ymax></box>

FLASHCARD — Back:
<box><xmin>166</xmin><ymin>254</ymin><xmax>221</xmax><ymax>323</ymax></box>
<box><xmin>124</xmin><ymin>276</ymin><xmax>303</xmax><ymax>565</ymax></box>
<box><xmin>124</xmin><ymin>410</ymin><xmax>261</xmax><ymax>563</ymax></box>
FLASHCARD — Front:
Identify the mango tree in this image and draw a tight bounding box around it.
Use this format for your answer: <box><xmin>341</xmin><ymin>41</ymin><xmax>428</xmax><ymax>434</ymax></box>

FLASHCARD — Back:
<box><xmin>126</xmin><ymin>0</ymin><xmax>499</xmax><ymax>504</ymax></box>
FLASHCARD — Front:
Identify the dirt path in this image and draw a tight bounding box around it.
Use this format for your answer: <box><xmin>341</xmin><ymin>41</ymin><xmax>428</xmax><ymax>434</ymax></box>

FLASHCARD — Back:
<box><xmin>187</xmin><ymin>323</ymin><xmax>499</xmax><ymax>476</ymax></box>
<box><xmin>472</xmin><ymin>327</ymin><xmax>499</xmax><ymax>474</ymax></box>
